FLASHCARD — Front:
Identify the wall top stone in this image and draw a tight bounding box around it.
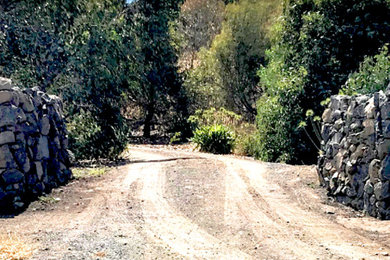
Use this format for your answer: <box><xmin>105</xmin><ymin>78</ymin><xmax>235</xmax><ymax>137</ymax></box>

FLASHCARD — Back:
<box><xmin>0</xmin><ymin>77</ymin><xmax>12</xmax><ymax>90</ymax></box>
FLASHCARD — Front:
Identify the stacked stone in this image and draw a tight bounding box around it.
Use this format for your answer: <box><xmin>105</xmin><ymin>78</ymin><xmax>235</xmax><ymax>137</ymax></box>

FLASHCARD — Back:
<box><xmin>318</xmin><ymin>87</ymin><xmax>390</xmax><ymax>219</ymax></box>
<box><xmin>0</xmin><ymin>77</ymin><xmax>72</xmax><ymax>212</ymax></box>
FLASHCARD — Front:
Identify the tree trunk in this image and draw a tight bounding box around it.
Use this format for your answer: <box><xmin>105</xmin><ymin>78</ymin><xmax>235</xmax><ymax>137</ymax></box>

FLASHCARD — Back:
<box><xmin>143</xmin><ymin>103</ymin><xmax>154</xmax><ymax>138</ymax></box>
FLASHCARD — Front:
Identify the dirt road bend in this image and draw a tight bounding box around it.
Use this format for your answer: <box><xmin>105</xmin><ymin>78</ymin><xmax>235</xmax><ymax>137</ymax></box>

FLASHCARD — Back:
<box><xmin>1</xmin><ymin>146</ymin><xmax>390</xmax><ymax>259</ymax></box>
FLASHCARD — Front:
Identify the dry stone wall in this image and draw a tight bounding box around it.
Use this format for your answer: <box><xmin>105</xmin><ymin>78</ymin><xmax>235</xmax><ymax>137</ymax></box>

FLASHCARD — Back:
<box><xmin>0</xmin><ymin>77</ymin><xmax>72</xmax><ymax>212</ymax></box>
<box><xmin>318</xmin><ymin>87</ymin><xmax>390</xmax><ymax>219</ymax></box>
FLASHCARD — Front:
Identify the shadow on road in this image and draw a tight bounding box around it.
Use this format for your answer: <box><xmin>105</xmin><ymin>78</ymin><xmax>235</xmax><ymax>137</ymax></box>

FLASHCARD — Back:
<box><xmin>128</xmin><ymin>157</ymin><xmax>205</xmax><ymax>164</ymax></box>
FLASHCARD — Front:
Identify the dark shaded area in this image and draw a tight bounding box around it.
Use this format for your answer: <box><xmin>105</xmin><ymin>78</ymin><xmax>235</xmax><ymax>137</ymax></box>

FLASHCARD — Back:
<box><xmin>128</xmin><ymin>157</ymin><xmax>205</xmax><ymax>164</ymax></box>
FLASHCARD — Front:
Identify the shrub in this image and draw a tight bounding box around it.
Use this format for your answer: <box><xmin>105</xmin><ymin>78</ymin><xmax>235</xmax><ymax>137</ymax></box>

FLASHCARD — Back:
<box><xmin>255</xmin><ymin>95</ymin><xmax>297</xmax><ymax>163</ymax></box>
<box><xmin>67</xmin><ymin>110</ymin><xmax>101</xmax><ymax>160</ymax></box>
<box><xmin>240</xmin><ymin>133</ymin><xmax>262</xmax><ymax>158</ymax></box>
<box><xmin>340</xmin><ymin>45</ymin><xmax>390</xmax><ymax>95</ymax></box>
<box><xmin>255</xmin><ymin>0</ymin><xmax>390</xmax><ymax>164</ymax></box>
<box><xmin>188</xmin><ymin>107</ymin><xmax>242</xmax><ymax>131</ymax></box>
<box><xmin>68</xmin><ymin>110</ymin><xmax>129</xmax><ymax>160</ymax></box>
<box><xmin>181</xmin><ymin>0</ymin><xmax>281</xmax><ymax>119</ymax></box>
<box><xmin>188</xmin><ymin>107</ymin><xmax>256</xmax><ymax>155</ymax></box>
<box><xmin>169</xmin><ymin>132</ymin><xmax>183</xmax><ymax>144</ymax></box>
<box><xmin>192</xmin><ymin>124</ymin><xmax>235</xmax><ymax>154</ymax></box>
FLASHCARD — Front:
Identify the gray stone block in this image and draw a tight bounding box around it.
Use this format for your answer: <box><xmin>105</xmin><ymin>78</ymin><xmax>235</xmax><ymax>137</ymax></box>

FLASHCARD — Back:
<box><xmin>383</xmin><ymin>120</ymin><xmax>390</xmax><ymax>138</ymax></box>
<box><xmin>35</xmin><ymin>136</ymin><xmax>50</xmax><ymax>160</ymax></box>
<box><xmin>19</xmin><ymin>93</ymin><xmax>35</xmax><ymax>112</ymax></box>
<box><xmin>380</xmin><ymin>155</ymin><xmax>390</xmax><ymax>180</ymax></box>
<box><xmin>365</xmin><ymin>97</ymin><xmax>376</xmax><ymax>119</ymax></box>
<box><xmin>369</xmin><ymin>159</ymin><xmax>381</xmax><ymax>183</ymax></box>
<box><xmin>0</xmin><ymin>91</ymin><xmax>13</xmax><ymax>105</ymax></box>
<box><xmin>40</xmin><ymin>115</ymin><xmax>51</xmax><ymax>135</ymax></box>
<box><xmin>0</xmin><ymin>105</ymin><xmax>18</xmax><ymax>127</ymax></box>
<box><xmin>0</xmin><ymin>145</ymin><xmax>17</xmax><ymax>169</ymax></box>
<box><xmin>2</xmin><ymin>169</ymin><xmax>24</xmax><ymax>184</ymax></box>
<box><xmin>322</xmin><ymin>108</ymin><xmax>332</xmax><ymax>123</ymax></box>
<box><xmin>377</xmin><ymin>139</ymin><xmax>390</xmax><ymax>160</ymax></box>
<box><xmin>0</xmin><ymin>77</ymin><xmax>12</xmax><ymax>90</ymax></box>
<box><xmin>0</xmin><ymin>131</ymin><xmax>15</xmax><ymax>145</ymax></box>
<box><xmin>381</xmin><ymin>102</ymin><xmax>390</xmax><ymax>120</ymax></box>
<box><xmin>374</xmin><ymin>181</ymin><xmax>390</xmax><ymax>201</ymax></box>
<box><xmin>362</xmin><ymin>119</ymin><xmax>375</xmax><ymax>139</ymax></box>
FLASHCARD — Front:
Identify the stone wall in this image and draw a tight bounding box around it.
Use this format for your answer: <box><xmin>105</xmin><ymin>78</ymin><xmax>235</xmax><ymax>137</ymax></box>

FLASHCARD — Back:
<box><xmin>317</xmin><ymin>87</ymin><xmax>390</xmax><ymax>219</ymax></box>
<box><xmin>0</xmin><ymin>77</ymin><xmax>72</xmax><ymax>212</ymax></box>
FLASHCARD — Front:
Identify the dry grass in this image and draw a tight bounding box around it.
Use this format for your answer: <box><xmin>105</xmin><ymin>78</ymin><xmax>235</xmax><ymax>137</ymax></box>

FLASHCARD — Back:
<box><xmin>0</xmin><ymin>235</ymin><xmax>35</xmax><ymax>260</ymax></box>
<box><xmin>72</xmin><ymin>167</ymin><xmax>108</xmax><ymax>180</ymax></box>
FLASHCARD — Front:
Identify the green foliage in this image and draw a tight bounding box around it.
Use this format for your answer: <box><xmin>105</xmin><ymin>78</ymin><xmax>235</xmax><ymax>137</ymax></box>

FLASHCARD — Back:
<box><xmin>183</xmin><ymin>0</ymin><xmax>281</xmax><ymax>118</ymax></box>
<box><xmin>188</xmin><ymin>107</ymin><xmax>256</xmax><ymax>156</ymax></box>
<box><xmin>255</xmin><ymin>95</ymin><xmax>299</xmax><ymax>163</ymax></box>
<box><xmin>169</xmin><ymin>132</ymin><xmax>183</xmax><ymax>145</ymax></box>
<box><xmin>0</xmin><ymin>0</ymin><xmax>74</xmax><ymax>89</ymax></box>
<box><xmin>239</xmin><ymin>134</ymin><xmax>261</xmax><ymax>158</ymax></box>
<box><xmin>255</xmin><ymin>38</ymin><xmax>307</xmax><ymax>162</ymax></box>
<box><xmin>131</xmin><ymin>0</ymin><xmax>188</xmax><ymax>138</ymax></box>
<box><xmin>61</xmin><ymin>0</ymin><xmax>135</xmax><ymax>160</ymax></box>
<box><xmin>173</xmin><ymin>0</ymin><xmax>225</xmax><ymax>71</ymax></box>
<box><xmin>67</xmin><ymin>110</ymin><xmax>101</xmax><ymax>160</ymax></box>
<box><xmin>183</xmin><ymin>48</ymin><xmax>226</xmax><ymax>113</ymax></box>
<box><xmin>188</xmin><ymin>107</ymin><xmax>242</xmax><ymax>131</ymax></box>
<box><xmin>256</xmin><ymin>0</ymin><xmax>390</xmax><ymax>164</ymax></box>
<box><xmin>298</xmin><ymin>110</ymin><xmax>322</xmax><ymax>152</ymax></box>
<box><xmin>192</xmin><ymin>124</ymin><xmax>235</xmax><ymax>154</ymax></box>
<box><xmin>0</xmin><ymin>0</ymin><xmax>189</xmax><ymax>160</ymax></box>
<box><xmin>0</xmin><ymin>0</ymin><xmax>135</xmax><ymax>160</ymax></box>
<box><xmin>341</xmin><ymin>45</ymin><xmax>390</xmax><ymax>95</ymax></box>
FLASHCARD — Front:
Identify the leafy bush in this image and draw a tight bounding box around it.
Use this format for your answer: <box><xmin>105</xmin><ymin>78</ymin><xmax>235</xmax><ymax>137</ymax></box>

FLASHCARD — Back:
<box><xmin>239</xmin><ymin>133</ymin><xmax>261</xmax><ymax>158</ymax></box>
<box><xmin>192</xmin><ymin>125</ymin><xmax>235</xmax><ymax>154</ymax></box>
<box><xmin>182</xmin><ymin>0</ymin><xmax>281</xmax><ymax>119</ymax></box>
<box><xmin>255</xmin><ymin>37</ymin><xmax>307</xmax><ymax>163</ymax></box>
<box><xmin>188</xmin><ymin>107</ymin><xmax>256</xmax><ymax>155</ymax></box>
<box><xmin>255</xmin><ymin>95</ymin><xmax>299</xmax><ymax>163</ymax></box>
<box><xmin>255</xmin><ymin>0</ymin><xmax>390</xmax><ymax>164</ymax></box>
<box><xmin>341</xmin><ymin>45</ymin><xmax>390</xmax><ymax>95</ymax></box>
<box><xmin>169</xmin><ymin>132</ymin><xmax>183</xmax><ymax>145</ymax></box>
<box><xmin>68</xmin><ymin>110</ymin><xmax>129</xmax><ymax>160</ymax></box>
<box><xmin>67</xmin><ymin>110</ymin><xmax>101</xmax><ymax>160</ymax></box>
<box><xmin>188</xmin><ymin>107</ymin><xmax>242</xmax><ymax>130</ymax></box>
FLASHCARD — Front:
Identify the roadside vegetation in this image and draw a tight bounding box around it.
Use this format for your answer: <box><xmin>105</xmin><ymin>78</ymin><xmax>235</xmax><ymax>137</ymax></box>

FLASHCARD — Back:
<box><xmin>72</xmin><ymin>167</ymin><xmax>109</xmax><ymax>180</ymax></box>
<box><xmin>1</xmin><ymin>0</ymin><xmax>390</xmax><ymax>164</ymax></box>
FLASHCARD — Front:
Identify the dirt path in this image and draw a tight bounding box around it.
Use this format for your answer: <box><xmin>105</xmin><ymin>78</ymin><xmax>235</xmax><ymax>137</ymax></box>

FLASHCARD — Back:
<box><xmin>1</xmin><ymin>146</ymin><xmax>390</xmax><ymax>259</ymax></box>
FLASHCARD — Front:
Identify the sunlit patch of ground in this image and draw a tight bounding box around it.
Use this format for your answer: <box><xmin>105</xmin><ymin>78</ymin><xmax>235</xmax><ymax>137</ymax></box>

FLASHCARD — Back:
<box><xmin>0</xmin><ymin>235</ymin><xmax>36</xmax><ymax>260</ymax></box>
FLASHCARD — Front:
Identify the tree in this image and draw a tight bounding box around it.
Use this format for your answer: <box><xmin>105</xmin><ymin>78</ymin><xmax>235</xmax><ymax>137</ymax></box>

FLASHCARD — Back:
<box><xmin>59</xmin><ymin>0</ymin><xmax>137</xmax><ymax>159</ymax></box>
<box><xmin>0</xmin><ymin>0</ymin><xmax>139</xmax><ymax>160</ymax></box>
<box><xmin>214</xmin><ymin>0</ymin><xmax>281</xmax><ymax>118</ymax></box>
<box><xmin>0</xmin><ymin>0</ymin><xmax>77</xmax><ymax>90</ymax></box>
<box><xmin>131</xmin><ymin>0</ymin><xmax>188</xmax><ymax>138</ymax></box>
<box><xmin>184</xmin><ymin>0</ymin><xmax>281</xmax><ymax>119</ymax></box>
<box><xmin>256</xmin><ymin>0</ymin><xmax>390</xmax><ymax>163</ymax></box>
<box><xmin>174</xmin><ymin>0</ymin><xmax>225</xmax><ymax>71</ymax></box>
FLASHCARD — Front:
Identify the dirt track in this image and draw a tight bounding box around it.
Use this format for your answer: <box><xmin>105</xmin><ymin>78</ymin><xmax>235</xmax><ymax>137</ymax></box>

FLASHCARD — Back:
<box><xmin>1</xmin><ymin>146</ymin><xmax>390</xmax><ymax>259</ymax></box>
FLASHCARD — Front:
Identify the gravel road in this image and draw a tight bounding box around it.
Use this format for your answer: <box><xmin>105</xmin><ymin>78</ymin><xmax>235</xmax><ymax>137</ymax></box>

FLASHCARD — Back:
<box><xmin>1</xmin><ymin>146</ymin><xmax>390</xmax><ymax>259</ymax></box>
